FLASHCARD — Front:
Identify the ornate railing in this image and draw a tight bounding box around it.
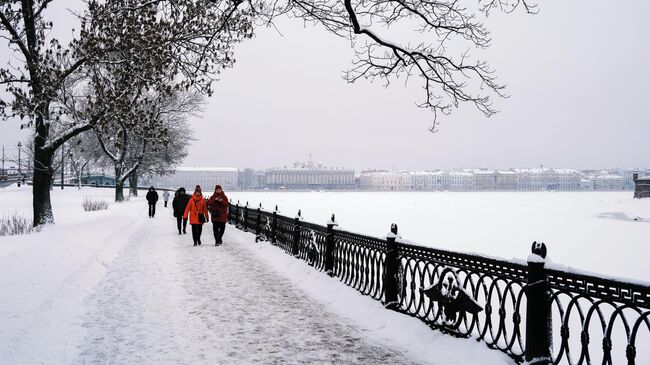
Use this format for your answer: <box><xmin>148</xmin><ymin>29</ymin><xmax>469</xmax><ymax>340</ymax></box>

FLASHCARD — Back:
<box><xmin>227</xmin><ymin>202</ymin><xmax>650</xmax><ymax>365</ymax></box>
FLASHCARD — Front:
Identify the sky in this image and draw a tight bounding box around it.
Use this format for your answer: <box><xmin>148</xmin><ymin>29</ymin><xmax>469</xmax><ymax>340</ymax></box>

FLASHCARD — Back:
<box><xmin>1</xmin><ymin>1</ymin><xmax>649</xmax><ymax>171</ymax></box>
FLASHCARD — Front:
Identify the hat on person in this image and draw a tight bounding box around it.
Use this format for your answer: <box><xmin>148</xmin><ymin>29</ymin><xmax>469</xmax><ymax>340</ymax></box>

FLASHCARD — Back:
<box><xmin>195</xmin><ymin>185</ymin><xmax>202</xmax><ymax>193</ymax></box>
<box><xmin>215</xmin><ymin>184</ymin><xmax>222</xmax><ymax>191</ymax></box>
<box><xmin>178</xmin><ymin>187</ymin><xmax>186</xmax><ymax>193</ymax></box>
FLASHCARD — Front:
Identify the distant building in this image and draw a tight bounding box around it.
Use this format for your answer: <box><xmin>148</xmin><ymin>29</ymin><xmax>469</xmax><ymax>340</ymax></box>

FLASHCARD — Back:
<box><xmin>516</xmin><ymin>168</ymin><xmax>553</xmax><ymax>190</ymax></box>
<box><xmin>613</xmin><ymin>168</ymin><xmax>643</xmax><ymax>190</ymax></box>
<box><xmin>151</xmin><ymin>167</ymin><xmax>238</xmax><ymax>190</ymax></box>
<box><xmin>591</xmin><ymin>172</ymin><xmax>625</xmax><ymax>190</ymax></box>
<box><xmin>446</xmin><ymin>171</ymin><xmax>474</xmax><ymax>191</ymax></box>
<box><xmin>515</xmin><ymin>168</ymin><xmax>581</xmax><ymax>191</ymax></box>
<box><xmin>580</xmin><ymin>179</ymin><xmax>594</xmax><ymax>190</ymax></box>
<box><xmin>238</xmin><ymin>168</ymin><xmax>266</xmax><ymax>189</ymax></box>
<box><xmin>410</xmin><ymin>171</ymin><xmax>444</xmax><ymax>190</ymax></box>
<box><xmin>359</xmin><ymin>171</ymin><xmax>412</xmax><ymax>191</ymax></box>
<box><xmin>496</xmin><ymin>170</ymin><xmax>518</xmax><ymax>190</ymax></box>
<box><xmin>472</xmin><ymin>169</ymin><xmax>496</xmax><ymax>190</ymax></box>
<box><xmin>633</xmin><ymin>171</ymin><xmax>650</xmax><ymax>198</ymax></box>
<box><xmin>553</xmin><ymin>169</ymin><xmax>581</xmax><ymax>190</ymax></box>
<box><xmin>265</xmin><ymin>161</ymin><xmax>355</xmax><ymax>189</ymax></box>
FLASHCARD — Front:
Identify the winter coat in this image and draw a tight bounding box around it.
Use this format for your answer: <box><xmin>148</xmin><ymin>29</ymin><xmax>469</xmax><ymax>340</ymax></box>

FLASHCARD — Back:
<box><xmin>172</xmin><ymin>193</ymin><xmax>191</xmax><ymax>218</ymax></box>
<box><xmin>207</xmin><ymin>192</ymin><xmax>229</xmax><ymax>223</ymax></box>
<box><xmin>183</xmin><ymin>194</ymin><xmax>209</xmax><ymax>225</ymax></box>
<box><xmin>162</xmin><ymin>191</ymin><xmax>170</xmax><ymax>201</ymax></box>
<box><xmin>146</xmin><ymin>190</ymin><xmax>159</xmax><ymax>204</ymax></box>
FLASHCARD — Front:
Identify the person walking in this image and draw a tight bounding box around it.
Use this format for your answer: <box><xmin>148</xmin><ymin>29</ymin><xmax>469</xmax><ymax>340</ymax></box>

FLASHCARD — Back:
<box><xmin>183</xmin><ymin>185</ymin><xmax>209</xmax><ymax>246</ymax></box>
<box><xmin>162</xmin><ymin>190</ymin><xmax>170</xmax><ymax>207</ymax></box>
<box><xmin>207</xmin><ymin>184</ymin><xmax>229</xmax><ymax>246</ymax></box>
<box><xmin>172</xmin><ymin>187</ymin><xmax>190</xmax><ymax>234</ymax></box>
<box><xmin>146</xmin><ymin>186</ymin><xmax>159</xmax><ymax>218</ymax></box>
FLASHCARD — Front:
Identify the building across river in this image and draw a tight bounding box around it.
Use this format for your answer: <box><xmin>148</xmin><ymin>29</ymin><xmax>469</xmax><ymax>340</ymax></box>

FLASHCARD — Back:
<box><xmin>264</xmin><ymin>161</ymin><xmax>355</xmax><ymax>190</ymax></box>
<box><xmin>151</xmin><ymin>167</ymin><xmax>238</xmax><ymax>191</ymax></box>
<box><xmin>148</xmin><ymin>165</ymin><xmax>645</xmax><ymax>192</ymax></box>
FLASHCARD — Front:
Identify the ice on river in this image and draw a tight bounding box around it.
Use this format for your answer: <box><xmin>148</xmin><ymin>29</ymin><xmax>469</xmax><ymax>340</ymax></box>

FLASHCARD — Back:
<box><xmin>229</xmin><ymin>191</ymin><xmax>650</xmax><ymax>281</ymax></box>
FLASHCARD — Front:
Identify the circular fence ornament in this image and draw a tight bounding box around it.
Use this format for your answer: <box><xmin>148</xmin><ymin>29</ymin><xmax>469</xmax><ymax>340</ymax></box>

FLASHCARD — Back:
<box><xmin>531</xmin><ymin>241</ymin><xmax>547</xmax><ymax>258</ymax></box>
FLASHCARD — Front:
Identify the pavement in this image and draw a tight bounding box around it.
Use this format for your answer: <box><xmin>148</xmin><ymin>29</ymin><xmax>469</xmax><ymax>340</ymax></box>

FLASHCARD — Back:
<box><xmin>76</xmin><ymin>209</ymin><xmax>418</xmax><ymax>364</ymax></box>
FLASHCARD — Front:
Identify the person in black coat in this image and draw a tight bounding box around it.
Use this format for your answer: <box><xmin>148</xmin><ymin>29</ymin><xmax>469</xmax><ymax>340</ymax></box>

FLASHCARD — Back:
<box><xmin>172</xmin><ymin>187</ymin><xmax>191</xmax><ymax>234</ymax></box>
<box><xmin>146</xmin><ymin>186</ymin><xmax>159</xmax><ymax>218</ymax></box>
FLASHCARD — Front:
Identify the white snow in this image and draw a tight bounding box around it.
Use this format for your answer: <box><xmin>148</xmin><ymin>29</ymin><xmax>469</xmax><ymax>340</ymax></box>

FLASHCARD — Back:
<box><xmin>0</xmin><ymin>186</ymin><xmax>514</xmax><ymax>364</ymax></box>
<box><xmin>0</xmin><ymin>186</ymin><xmax>137</xmax><ymax>363</ymax></box>
<box><xmin>527</xmin><ymin>253</ymin><xmax>546</xmax><ymax>263</ymax></box>
<box><xmin>229</xmin><ymin>191</ymin><xmax>650</xmax><ymax>281</ymax></box>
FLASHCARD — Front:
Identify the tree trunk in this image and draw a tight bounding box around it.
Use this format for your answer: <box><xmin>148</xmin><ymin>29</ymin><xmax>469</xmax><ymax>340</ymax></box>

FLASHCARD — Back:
<box><xmin>129</xmin><ymin>169</ymin><xmax>138</xmax><ymax>196</ymax></box>
<box><xmin>32</xmin><ymin>147</ymin><xmax>55</xmax><ymax>226</ymax></box>
<box><xmin>32</xmin><ymin>102</ymin><xmax>56</xmax><ymax>226</ymax></box>
<box><xmin>115</xmin><ymin>164</ymin><xmax>125</xmax><ymax>202</ymax></box>
<box><xmin>115</xmin><ymin>179</ymin><xmax>125</xmax><ymax>202</ymax></box>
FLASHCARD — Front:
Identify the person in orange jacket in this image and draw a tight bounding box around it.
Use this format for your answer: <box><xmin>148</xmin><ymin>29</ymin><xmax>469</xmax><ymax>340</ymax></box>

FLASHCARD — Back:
<box><xmin>183</xmin><ymin>185</ymin><xmax>209</xmax><ymax>246</ymax></box>
<box><xmin>207</xmin><ymin>184</ymin><xmax>229</xmax><ymax>246</ymax></box>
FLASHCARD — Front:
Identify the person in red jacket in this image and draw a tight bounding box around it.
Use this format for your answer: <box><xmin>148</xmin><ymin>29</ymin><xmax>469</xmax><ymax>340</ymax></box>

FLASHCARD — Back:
<box><xmin>183</xmin><ymin>185</ymin><xmax>209</xmax><ymax>246</ymax></box>
<box><xmin>207</xmin><ymin>184</ymin><xmax>229</xmax><ymax>246</ymax></box>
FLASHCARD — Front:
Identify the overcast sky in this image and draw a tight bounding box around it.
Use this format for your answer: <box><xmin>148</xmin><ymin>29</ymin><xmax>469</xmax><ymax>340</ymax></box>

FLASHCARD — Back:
<box><xmin>1</xmin><ymin>1</ymin><xmax>649</xmax><ymax>171</ymax></box>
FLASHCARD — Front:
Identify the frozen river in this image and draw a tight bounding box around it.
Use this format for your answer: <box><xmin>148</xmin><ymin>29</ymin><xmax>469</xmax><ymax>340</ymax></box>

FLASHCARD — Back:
<box><xmin>229</xmin><ymin>191</ymin><xmax>650</xmax><ymax>281</ymax></box>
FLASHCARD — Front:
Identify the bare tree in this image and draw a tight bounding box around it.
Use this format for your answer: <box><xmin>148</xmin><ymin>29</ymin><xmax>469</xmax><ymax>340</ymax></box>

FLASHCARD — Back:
<box><xmin>90</xmin><ymin>88</ymin><xmax>202</xmax><ymax>202</ymax></box>
<box><xmin>93</xmin><ymin>122</ymin><xmax>147</xmax><ymax>201</ymax></box>
<box><xmin>266</xmin><ymin>0</ymin><xmax>536</xmax><ymax>131</ymax></box>
<box><xmin>0</xmin><ymin>1</ymin><xmax>90</xmax><ymax>224</ymax></box>
<box><xmin>129</xmin><ymin>91</ymin><xmax>201</xmax><ymax>196</ymax></box>
<box><xmin>65</xmin><ymin>135</ymin><xmax>96</xmax><ymax>190</ymax></box>
<box><xmin>1</xmin><ymin>0</ymin><xmax>252</xmax><ymax>225</ymax></box>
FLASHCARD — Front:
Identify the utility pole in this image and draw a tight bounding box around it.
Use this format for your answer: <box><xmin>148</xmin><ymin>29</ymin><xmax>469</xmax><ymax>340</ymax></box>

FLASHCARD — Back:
<box><xmin>17</xmin><ymin>142</ymin><xmax>22</xmax><ymax>177</ymax></box>
<box><xmin>61</xmin><ymin>143</ymin><xmax>64</xmax><ymax>190</ymax></box>
<box><xmin>1</xmin><ymin>145</ymin><xmax>5</xmax><ymax>177</ymax></box>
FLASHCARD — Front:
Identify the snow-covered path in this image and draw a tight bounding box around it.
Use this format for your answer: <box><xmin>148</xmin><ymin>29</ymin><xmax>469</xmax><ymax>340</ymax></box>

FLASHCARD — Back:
<box><xmin>76</xmin><ymin>211</ymin><xmax>418</xmax><ymax>364</ymax></box>
<box><xmin>1</xmin><ymin>188</ymin><xmax>513</xmax><ymax>364</ymax></box>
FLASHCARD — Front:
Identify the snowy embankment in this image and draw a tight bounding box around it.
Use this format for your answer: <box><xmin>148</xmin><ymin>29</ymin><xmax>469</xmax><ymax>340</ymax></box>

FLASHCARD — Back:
<box><xmin>0</xmin><ymin>185</ymin><xmax>513</xmax><ymax>364</ymax></box>
<box><xmin>0</xmin><ymin>186</ymin><xmax>141</xmax><ymax>363</ymax></box>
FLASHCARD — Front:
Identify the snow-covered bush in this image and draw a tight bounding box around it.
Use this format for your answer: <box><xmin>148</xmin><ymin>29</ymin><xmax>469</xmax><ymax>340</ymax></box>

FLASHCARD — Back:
<box><xmin>82</xmin><ymin>197</ymin><xmax>109</xmax><ymax>211</ymax></box>
<box><xmin>0</xmin><ymin>213</ymin><xmax>33</xmax><ymax>237</ymax></box>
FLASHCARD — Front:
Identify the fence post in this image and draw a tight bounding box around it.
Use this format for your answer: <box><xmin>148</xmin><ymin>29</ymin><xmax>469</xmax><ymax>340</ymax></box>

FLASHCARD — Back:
<box><xmin>292</xmin><ymin>210</ymin><xmax>302</xmax><ymax>256</ymax></box>
<box><xmin>383</xmin><ymin>223</ymin><xmax>400</xmax><ymax>310</ymax></box>
<box><xmin>525</xmin><ymin>241</ymin><xmax>553</xmax><ymax>365</ymax></box>
<box><xmin>324</xmin><ymin>213</ymin><xmax>338</xmax><ymax>277</ymax></box>
<box><xmin>255</xmin><ymin>203</ymin><xmax>262</xmax><ymax>236</ymax></box>
<box><xmin>243</xmin><ymin>202</ymin><xmax>249</xmax><ymax>232</ymax></box>
<box><xmin>235</xmin><ymin>201</ymin><xmax>240</xmax><ymax>226</ymax></box>
<box><xmin>271</xmin><ymin>205</ymin><xmax>278</xmax><ymax>244</ymax></box>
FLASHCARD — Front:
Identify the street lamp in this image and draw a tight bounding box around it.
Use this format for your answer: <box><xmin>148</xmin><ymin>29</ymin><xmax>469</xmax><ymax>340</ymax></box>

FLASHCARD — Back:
<box><xmin>61</xmin><ymin>143</ymin><xmax>64</xmax><ymax>190</ymax></box>
<box><xmin>17</xmin><ymin>141</ymin><xmax>22</xmax><ymax>177</ymax></box>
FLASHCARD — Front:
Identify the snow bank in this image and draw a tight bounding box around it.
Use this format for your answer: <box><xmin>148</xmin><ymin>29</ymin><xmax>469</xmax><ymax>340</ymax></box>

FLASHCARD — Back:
<box><xmin>0</xmin><ymin>187</ymin><xmax>145</xmax><ymax>364</ymax></box>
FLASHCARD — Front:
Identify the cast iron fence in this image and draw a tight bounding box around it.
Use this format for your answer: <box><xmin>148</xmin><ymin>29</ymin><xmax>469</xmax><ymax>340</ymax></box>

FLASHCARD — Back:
<box><xmin>228</xmin><ymin>202</ymin><xmax>650</xmax><ymax>365</ymax></box>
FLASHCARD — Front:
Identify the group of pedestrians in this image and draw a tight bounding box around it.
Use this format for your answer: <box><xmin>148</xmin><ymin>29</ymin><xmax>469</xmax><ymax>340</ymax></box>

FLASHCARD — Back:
<box><xmin>163</xmin><ymin>184</ymin><xmax>230</xmax><ymax>246</ymax></box>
